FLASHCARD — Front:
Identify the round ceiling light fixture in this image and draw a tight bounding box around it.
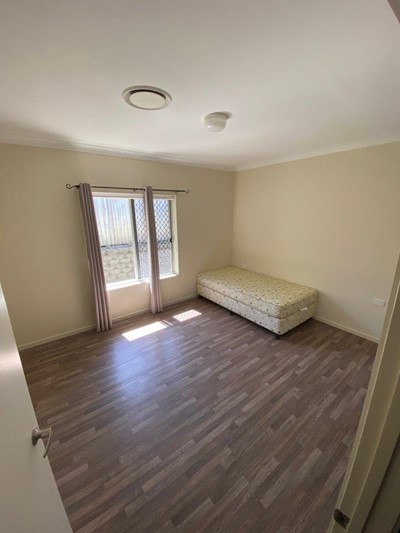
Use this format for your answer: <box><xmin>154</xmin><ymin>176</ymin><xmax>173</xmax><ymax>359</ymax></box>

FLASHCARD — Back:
<box><xmin>203</xmin><ymin>112</ymin><xmax>231</xmax><ymax>132</ymax></box>
<box><xmin>123</xmin><ymin>86</ymin><xmax>172</xmax><ymax>110</ymax></box>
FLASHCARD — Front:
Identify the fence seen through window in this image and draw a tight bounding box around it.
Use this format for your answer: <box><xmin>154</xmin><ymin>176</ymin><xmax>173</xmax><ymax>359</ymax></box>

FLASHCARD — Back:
<box><xmin>93</xmin><ymin>195</ymin><xmax>176</xmax><ymax>284</ymax></box>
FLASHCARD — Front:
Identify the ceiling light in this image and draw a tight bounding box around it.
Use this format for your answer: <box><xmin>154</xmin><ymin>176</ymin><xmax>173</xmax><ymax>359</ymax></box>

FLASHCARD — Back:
<box><xmin>204</xmin><ymin>112</ymin><xmax>231</xmax><ymax>132</ymax></box>
<box><xmin>123</xmin><ymin>86</ymin><xmax>172</xmax><ymax>110</ymax></box>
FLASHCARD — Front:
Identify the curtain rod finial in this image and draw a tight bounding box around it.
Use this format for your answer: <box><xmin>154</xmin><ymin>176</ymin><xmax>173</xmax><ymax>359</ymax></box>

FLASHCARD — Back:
<box><xmin>186</xmin><ymin>190</ymin><xmax>190</xmax><ymax>194</ymax></box>
<box><xmin>66</xmin><ymin>183</ymin><xmax>73</xmax><ymax>189</ymax></box>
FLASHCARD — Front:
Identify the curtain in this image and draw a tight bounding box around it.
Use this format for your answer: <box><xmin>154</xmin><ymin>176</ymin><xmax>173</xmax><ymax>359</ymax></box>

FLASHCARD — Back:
<box><xmin>144</xmin><ymin>186</ymin><xmax>163</xmax><ymax>313</ymax></box>
<box><xmin>78</xmin><ymin>183</ymin><xmax>113</xmax><ymax>331</ymax></box>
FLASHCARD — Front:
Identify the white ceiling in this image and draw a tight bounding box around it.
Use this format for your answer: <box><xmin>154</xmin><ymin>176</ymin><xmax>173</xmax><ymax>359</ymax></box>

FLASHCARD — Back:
<box><xmin>1</xmin><ymin>0</ymin><xmax>400</xmax><ymax>171</ymax></box>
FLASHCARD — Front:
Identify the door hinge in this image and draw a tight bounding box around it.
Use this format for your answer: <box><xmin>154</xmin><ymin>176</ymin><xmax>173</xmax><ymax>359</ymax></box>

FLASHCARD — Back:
<box><xmin>334</xmin><ymin>508</ymin><xmax>350</xmax><ymax>529</ymax></box>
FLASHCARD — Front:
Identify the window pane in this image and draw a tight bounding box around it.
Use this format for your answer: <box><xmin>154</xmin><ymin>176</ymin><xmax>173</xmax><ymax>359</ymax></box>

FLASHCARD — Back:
<box><xmin>93</xmin><ymin>195</ymin><xmax>175</xmax><ymax>283</ymax></box>
<box><xmin>133</xmin><ymin>198</ymin><xmax>174</xmax><ymax>278</ymax></box>
<box><xmin>93</xmin><ymin>197</ymin><xmax>136</xmax><ymax>284</ymax></box>
<box><xmin>154</xmin><ymin>199</ymin><xmax>173</xmax><ymax>276</ymax></box>
<box><xmin>132</xmin><ymin>198</ymin><xmax>149</xmax><ymax>279</ymax></box>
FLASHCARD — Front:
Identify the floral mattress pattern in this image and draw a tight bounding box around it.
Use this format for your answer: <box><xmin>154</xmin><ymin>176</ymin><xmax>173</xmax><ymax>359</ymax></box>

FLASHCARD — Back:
<box><xmin>197</xmin><ymin>266</ymin><xmax>318</xmax><ymax>319</ymax></box>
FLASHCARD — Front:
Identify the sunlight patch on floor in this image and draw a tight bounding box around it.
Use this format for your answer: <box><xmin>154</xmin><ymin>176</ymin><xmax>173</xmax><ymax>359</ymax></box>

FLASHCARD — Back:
<box><xmin>122</xmin><ymin>321</ymin><xmax>167</xmax><ymax>341</ymax></box>
<box><xmin>173</xmin><ymin>309</ymin><xmax>202</xmax><ymax>322</ymax></box>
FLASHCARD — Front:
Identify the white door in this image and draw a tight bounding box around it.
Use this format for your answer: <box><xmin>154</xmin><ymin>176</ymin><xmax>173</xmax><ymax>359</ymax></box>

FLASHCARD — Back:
<box><xmin>328</xmin><ymin>253</ymin><xmax>400</xmax><ymax>532</ymax></box>
<box><xmin>0</xmin><ymin>285</ymin><xmax>71</xmax><ymax>533</ymax></box>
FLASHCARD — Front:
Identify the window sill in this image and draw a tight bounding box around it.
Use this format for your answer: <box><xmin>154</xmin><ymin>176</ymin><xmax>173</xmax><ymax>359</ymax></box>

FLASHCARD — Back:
<box><xmin>160</xmin><ymin>272</ymin><xmax>179</xmax><ymax>281</ymax></box>
<box><xmin>106</xmin><ymin>279</ymin><xmax>143</xmax><ymax>291</ymax></box>
<box><xmin>106</xmin><ymin>273</ymin><xmax>178</xmax><ymax>291</ymax></box>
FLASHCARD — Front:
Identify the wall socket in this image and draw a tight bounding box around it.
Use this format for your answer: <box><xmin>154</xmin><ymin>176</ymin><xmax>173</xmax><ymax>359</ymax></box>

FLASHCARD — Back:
<box><xmin>373</xmin><ymin>298</ymin><xmax>386</xmax><ymax>307</ymax></box>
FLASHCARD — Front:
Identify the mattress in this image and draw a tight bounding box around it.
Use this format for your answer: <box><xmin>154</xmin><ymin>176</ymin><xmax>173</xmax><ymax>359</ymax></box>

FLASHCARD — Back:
<box><xmin>198</xmin><ymin>284</ymin><xmax>317</xmax><ymax>335</ymax></box>
<box><xmin>197</xmin><ymin>266</ymin><xmax>318</xmax><ymax>319</ymax></box>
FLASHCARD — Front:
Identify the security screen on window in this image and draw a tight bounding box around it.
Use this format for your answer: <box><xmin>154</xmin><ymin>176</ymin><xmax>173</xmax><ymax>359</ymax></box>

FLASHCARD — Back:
<box><xmin>93</xmin><ymin>194</ymin><xmax>178</xmax><ymax>285</ymax></box>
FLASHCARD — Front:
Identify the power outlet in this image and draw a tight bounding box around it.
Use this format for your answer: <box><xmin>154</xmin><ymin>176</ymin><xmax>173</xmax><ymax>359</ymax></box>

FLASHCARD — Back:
<box><xmin>373</xmin><ymin>298</ymin><xmax>386</xmax><ymax>307</ymax></box>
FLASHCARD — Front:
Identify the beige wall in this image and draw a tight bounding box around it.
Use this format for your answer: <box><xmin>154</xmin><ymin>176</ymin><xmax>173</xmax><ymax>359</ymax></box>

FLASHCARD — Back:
<box><xmin>232</xmin><ymin>142</ymin><xmax>400</xmax><ymax>341</ymax></box>
<box><xmin>0</xmin><ymin>144</ymin><xmax>234</xmax><ymax>347</ymax></box>
<box><xmin>1</xmin><ymin>141</ymin><xmax>399</xmax><ymax>347</ymax></box>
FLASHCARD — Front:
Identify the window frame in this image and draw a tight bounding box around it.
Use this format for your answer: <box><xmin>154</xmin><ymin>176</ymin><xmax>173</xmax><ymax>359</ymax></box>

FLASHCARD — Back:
<box><xmin>92</xmin><ymin>190</ymin><xmax>179</xmax><ymax>289</ymax></box>
<box><xmin>153</xmin><ymin>193</ymin><xmax>180</xmax><ymax>278</ymax></box>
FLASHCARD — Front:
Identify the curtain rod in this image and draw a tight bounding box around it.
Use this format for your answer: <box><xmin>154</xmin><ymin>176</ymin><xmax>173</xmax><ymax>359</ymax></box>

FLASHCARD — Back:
<box><xmin>66</xmin><ymin>183</ymin><xmax>190</xmax><ymax>194</ymax></box>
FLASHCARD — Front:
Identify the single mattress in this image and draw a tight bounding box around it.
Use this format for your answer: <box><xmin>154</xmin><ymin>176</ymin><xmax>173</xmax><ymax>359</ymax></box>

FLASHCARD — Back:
<box><xmin>198</xmin><ymin>284</ymin><xmax>317</xmax><ymax>335</ymax></box>
<box><xmin>197</xmin><ymin>266</ymin><xmax>318</xmax><ymax>319</ymax></box>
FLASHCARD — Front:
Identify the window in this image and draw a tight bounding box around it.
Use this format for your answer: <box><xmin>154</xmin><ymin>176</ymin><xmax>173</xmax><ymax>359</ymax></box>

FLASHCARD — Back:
<box><xmin>93</xmin><ymin>193</ymin><xmax>178</xmax><ymax>285</ymax></box>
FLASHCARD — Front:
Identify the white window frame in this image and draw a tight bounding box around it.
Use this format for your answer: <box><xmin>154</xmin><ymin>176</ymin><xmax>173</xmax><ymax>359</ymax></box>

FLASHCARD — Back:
<box><xmin>92</xmin><ymin>190</ymin><xmax>179</xmax><ymax>289</ymax></box>
<box><xmin>153</xmin><ymin>193</ymin><xmax>180</xmax><ymax>278</ymax></box>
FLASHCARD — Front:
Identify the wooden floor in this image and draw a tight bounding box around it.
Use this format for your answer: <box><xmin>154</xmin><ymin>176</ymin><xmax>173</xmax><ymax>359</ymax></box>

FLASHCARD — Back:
<box><xmin>21</xmin><ymin>298</ymin><xmax>376</xmax><ymax>532</ymax></box>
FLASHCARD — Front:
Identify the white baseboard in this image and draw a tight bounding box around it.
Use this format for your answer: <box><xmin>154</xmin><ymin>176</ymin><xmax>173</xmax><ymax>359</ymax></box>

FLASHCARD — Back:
<box><xmin>314</xmin><ymin>315</ymin><xmax>380</xmax><ymax>344</ymax></box>
<box><xmin>18</xmin><ymin>293</ymin><xmax>198</xmax><ymax>351</ymax></box>
<box><xmin>18</xmin><ymin>324</ymin><xmax>96</xmax><ymax>351</ymax></box>
<box><xmin>19</xmin><ymin>298</ymin><xmax>379</xmax><ymax>351</ymax></box>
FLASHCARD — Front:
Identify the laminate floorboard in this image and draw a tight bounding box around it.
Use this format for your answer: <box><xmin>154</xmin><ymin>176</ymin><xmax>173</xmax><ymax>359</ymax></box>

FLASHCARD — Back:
<box><xmin>21</xmin><ymin>298</ymin><xmax>376</xmax><ymax>532</ymax></box>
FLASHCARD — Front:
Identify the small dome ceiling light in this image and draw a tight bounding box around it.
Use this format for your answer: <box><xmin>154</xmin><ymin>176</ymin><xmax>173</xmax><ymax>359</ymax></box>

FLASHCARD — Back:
<box><xmin>203</xmin><ymin>112</ymin><xmax>231</xmax><ymax>132</ymax></box>
<box><xmin>123</xmin><ymin>86</ymin><xmax>172</xmax><ymax>110</ymax></box>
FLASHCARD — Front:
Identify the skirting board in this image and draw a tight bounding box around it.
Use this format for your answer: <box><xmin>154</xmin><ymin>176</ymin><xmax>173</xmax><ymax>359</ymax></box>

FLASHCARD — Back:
<box><xmin>18</xmin><ymin>297</ymin><xmax>379</xmax><ymax>350</ymax></box>
<box><xmin>315</xmin><ymin>315</ymin><xmax>380</xmax><ymax>344</ymax></box>
<box><xmin>18</xmin><ymin>293</ymin><xmax>197</xmax><ymax>351</ymax></box>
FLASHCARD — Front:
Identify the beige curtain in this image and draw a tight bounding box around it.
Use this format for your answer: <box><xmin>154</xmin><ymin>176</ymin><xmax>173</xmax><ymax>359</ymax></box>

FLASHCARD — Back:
<box><xmin>144</xmin><ymin>186</ymin><xmax>163</xmax><ymax>313</ymax></box>
<box><xmin>78</xmin><ymin>183</ymin><xmax>113</xmax><ymax>331</ymax></box>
